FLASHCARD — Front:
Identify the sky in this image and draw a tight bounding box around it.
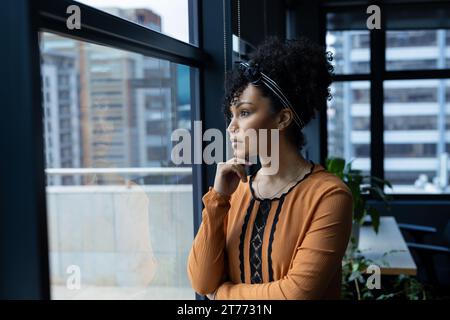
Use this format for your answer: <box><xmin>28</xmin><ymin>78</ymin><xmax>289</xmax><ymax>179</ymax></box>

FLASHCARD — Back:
<box><xmin>77</xmin><ymin>0</ymin><xmax>189</xmax><ymax>42</ymax></box>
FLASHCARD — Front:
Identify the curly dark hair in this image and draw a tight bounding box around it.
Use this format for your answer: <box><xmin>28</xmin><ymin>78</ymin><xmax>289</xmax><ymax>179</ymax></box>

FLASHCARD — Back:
<box><xmin>223</xmin><ymin>36</ymin><xmax>334</xmax><ymax>152</ymax></box>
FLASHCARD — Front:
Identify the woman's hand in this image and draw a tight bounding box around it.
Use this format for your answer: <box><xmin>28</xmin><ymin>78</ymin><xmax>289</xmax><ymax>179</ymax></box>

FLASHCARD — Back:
<box><xmin>213</xmin><ymin>158</ymin><xmax>249</xmax><ymax>197</ymax></box>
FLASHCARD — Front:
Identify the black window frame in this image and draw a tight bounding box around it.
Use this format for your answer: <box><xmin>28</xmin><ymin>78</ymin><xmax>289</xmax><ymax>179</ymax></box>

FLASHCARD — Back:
<box><xmin>0</xmin><ymin>0</ymin><xmax>233</xmax><ymax>300</ymax></box>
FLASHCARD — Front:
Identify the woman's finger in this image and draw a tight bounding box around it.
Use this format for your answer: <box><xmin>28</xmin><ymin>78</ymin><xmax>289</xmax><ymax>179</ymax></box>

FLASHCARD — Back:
<box><xmin>230</xmin><ymin>164</ymin><xmax>247</xmax><ymax>182</ymax></box>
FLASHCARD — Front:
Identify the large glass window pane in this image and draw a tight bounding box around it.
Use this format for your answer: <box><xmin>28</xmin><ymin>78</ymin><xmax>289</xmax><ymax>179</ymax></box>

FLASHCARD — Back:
<box><xmin>327</xmin><ymin>81</ymin><xmax>371</xmax><ymax>175</ymax></box>
<box><xmin>40</xmin><ymin>32</ymin><xmax>195</xmax><ymax>299</ymax></box>
<box><xmin>326</xmin><ymin>30</ymin><xmax>370</xmax><ymax>74</ymax></box>
<box><xmin>384</xmin><ymin>79</ymin><xmax>449</xmax><ymax>194</ymax></box>
<box><xmin>77</xmin><ymin>0</ymin><xmax>191</xmax><ymax>44</ymax></box>
<box><xmin>386</xmin><ymin>30</ymin><xmax>450</xmax><ymax>71</ymax></box>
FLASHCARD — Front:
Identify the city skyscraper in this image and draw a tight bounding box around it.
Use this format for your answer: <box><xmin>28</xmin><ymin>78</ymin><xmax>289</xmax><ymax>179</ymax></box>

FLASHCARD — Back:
<box><xmin>40</xmin><ymin>8</ymin><xmax>188</xmax><ymax>185</ymax></box>
<box><xmin>327</xmin><ymin>30</ymin><xmax>450</xmax><ymax>193</ymax></box>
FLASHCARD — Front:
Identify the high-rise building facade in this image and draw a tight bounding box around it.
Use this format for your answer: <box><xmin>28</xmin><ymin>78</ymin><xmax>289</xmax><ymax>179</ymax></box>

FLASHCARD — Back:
<box><xmin>327</xmin><ymin>30</ymin><xmax>450</xmax><ymax>193</ymax></box>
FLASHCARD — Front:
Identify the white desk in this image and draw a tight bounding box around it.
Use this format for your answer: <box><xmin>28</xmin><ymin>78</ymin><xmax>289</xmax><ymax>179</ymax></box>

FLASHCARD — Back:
<box><xmin>358</xmin><ymin>216</ymin><xmax>417</xmax><ymax>276</ymax></box>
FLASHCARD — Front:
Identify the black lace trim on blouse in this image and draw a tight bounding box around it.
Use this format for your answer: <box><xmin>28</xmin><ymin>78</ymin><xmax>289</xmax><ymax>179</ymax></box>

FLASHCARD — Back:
<box><xmin>238</xmin><ymin>160</ymin><xmax>316</xmax><ymax>283</ymax></box>
<box><xmin>249</xmin><ymin>199</ymin><xmax>272</xmax><ymax>283</ymax></box>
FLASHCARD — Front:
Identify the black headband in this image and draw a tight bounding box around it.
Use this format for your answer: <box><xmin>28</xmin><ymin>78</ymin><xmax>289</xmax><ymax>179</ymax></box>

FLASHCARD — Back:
<box><xmin>238</xmin><ymin>60</ymin><xmax>305</xmax><ymax>129</ymax></box>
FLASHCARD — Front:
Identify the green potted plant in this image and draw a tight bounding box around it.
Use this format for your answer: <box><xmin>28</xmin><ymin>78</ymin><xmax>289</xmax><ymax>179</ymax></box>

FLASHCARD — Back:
<box><xmin>341</xmin><ymin>242</ymin><xmax>430</xmax><ymax>300</ymax></box>
<box><xmin>325</xmin><ymin>157</ymin><xmax>394</xmax><ymax>247</ymax></box>
<box><xmin>326</xmin><ymin>158</ymin><xmax>431</xmax><ymax>300</ymax></box>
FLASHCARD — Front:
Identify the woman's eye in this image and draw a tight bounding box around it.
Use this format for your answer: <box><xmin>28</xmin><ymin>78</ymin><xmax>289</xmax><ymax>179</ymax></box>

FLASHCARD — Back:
<box><xmin>240</xmin><ymin>110</ymin><xmax>250</xmax><ymax>117</ymax></box>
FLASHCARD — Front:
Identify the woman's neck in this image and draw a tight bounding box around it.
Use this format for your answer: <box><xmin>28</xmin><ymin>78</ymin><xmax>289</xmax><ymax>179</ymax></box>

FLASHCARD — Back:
<box><xmin>258</xmin><ymin>139</ymin><xmax>312</xmax><ymax>183</ymax></box>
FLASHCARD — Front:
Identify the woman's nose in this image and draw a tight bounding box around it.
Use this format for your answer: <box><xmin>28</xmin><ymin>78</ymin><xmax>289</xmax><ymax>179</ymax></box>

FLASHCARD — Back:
<box><xmin>227</xmin><ymin>120</ymin><xmax>238</xmax><ymax>134</ymax></box>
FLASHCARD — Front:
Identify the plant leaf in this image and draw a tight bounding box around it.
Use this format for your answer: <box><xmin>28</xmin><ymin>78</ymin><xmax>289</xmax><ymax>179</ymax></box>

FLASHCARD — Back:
<box><xmin>366</xmin><ymin>206</ymin><xmax>380</xmax><ymax>233</ymax></box>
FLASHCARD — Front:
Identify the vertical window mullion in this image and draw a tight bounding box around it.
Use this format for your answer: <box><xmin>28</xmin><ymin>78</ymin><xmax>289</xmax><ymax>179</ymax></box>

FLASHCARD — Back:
<box><xmin>370</xmin><ymin>26</ymin><xmax>386</xmax><ymax>182</ymax></box>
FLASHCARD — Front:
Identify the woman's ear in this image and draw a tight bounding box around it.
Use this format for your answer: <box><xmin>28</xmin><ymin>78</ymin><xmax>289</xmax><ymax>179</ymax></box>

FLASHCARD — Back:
<box><xmin>277</xmin><ymin>108</ymin><xmax>294</xmax><ymax>130</ymax></box>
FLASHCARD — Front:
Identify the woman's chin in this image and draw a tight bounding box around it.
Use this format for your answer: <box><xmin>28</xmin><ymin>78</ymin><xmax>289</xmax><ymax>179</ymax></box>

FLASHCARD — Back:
<box><xmin>232</xmin><ymin>150</ymin><xmax>246</xmax><ymax>161</ymax></box>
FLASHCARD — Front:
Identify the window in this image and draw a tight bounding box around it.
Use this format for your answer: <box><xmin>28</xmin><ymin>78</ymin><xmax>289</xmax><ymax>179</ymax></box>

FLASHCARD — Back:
<box><xmin>386</xmin><ymin>30</ymin><xmax>449</xmax><ymax>71</ymax></box>
<box><xmin>77</xmin><ymin>0</ymin><xmax>192</xmax><ymax>44</ymax></box>
<box><xmin>147</xmin><ymin>145</ymin><xmax>168</xmax><ymax>161</ymax></box>
<box><xmin>146</xmin><ymin>121</ymin><xmax>166</xmax><ymax>135</ymax></box>
<box><xmin>326</xmin><ymin>30</ymin><xmax>370</xmax><ymax>74</ymax></box>
<box><xmin>41</xmin><ymin>32</ymin><xmax>195</xmax><ymax>299</ymax></box>
<box><xmin>383</xmin><ymin>28</ymin><xmax>450</xmax><ymax>194</ymax></box>
<box><xmin>327</xmin><ymin>81</ymin><xmax>371</xmax><ymax>175</ymax></box>
<box><xmin>383</xmin><ymin>79</ymin><xmax>450</xmax><ymax>194</ymax></box>
<box><xmin>326</xmin><ymin>28</ymin><xmax>371</xmax><ymax>176</ymax></box>
<box><xmin>326</xmin><ymin>6</ymin><xmax>450</xmax><ymax>195</ymax></box>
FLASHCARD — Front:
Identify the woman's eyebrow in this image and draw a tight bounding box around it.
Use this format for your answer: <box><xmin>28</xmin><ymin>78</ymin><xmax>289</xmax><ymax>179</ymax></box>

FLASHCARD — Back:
<box><xmin>230</xmin><ymin>101</ymin><xmax>254</xmax><ymax>110</ymax></box>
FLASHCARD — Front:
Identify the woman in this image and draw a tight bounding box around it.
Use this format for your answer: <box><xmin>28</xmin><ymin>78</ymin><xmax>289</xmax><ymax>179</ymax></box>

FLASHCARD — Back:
<box><xmin>187</xmin><ymin>37</ymin><xmax>353</xmax><ymax>300</ymax></box>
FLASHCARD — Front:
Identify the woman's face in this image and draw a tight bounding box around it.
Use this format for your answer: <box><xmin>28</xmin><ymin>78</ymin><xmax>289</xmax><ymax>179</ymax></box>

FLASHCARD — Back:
<box><xmin>227</xmin><ymin>84</ymin><xmax>280</xmax><ymax>161</ymax></box>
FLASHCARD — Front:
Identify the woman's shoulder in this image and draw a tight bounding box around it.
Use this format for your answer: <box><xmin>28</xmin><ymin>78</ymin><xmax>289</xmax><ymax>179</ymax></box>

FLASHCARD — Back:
<box><xmin>307</xmin><ymin>163</ymin><xmax>352</xmax><ymax>197</ymax></box>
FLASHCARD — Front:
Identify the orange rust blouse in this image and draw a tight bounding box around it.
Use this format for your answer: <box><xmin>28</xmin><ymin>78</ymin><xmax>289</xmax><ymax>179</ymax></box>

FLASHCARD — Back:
<box><xmin>187</xmin><ymin>160</ymin><xmax>353</xmax><ymax>300</ymax></box>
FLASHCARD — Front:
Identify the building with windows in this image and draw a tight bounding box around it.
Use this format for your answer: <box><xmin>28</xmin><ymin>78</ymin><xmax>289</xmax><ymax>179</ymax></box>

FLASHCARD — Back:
<box><xmin>40</xmin><ymin>8</ymin><xmax>186</xmax><ymax>185</ymax></box>
<box><xmin>41</xmin><ymin>52</ymin><xmax>81</xmax><ymax>185</ymax></box>
<box><xmin>327</xmin><ymin>30</ymin><xmax>450</xmax><ymax>193</ymax></box>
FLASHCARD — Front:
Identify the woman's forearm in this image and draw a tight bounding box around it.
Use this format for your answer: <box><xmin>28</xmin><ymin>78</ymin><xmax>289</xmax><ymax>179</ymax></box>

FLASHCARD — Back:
<box><xmin>187</xmin><ymin>187</ymin><xmax>230</xmax><ymax>296</ymax></box>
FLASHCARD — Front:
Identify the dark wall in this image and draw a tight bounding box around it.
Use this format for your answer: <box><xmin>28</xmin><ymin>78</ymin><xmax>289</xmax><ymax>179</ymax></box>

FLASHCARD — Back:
<box><xmin>231</xmin><ymin>0</ymin><xmax>286</xmax><ymax>48</ymax></box>
<box><xmin>229</xmin><ymin>0</ymin><xmax>325</xmax><ymax>164</ymax></box>
<box><xmin>285</xmin><ymin>0</ymin><xmax>326</xmax><ymax>164</ymax></box>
